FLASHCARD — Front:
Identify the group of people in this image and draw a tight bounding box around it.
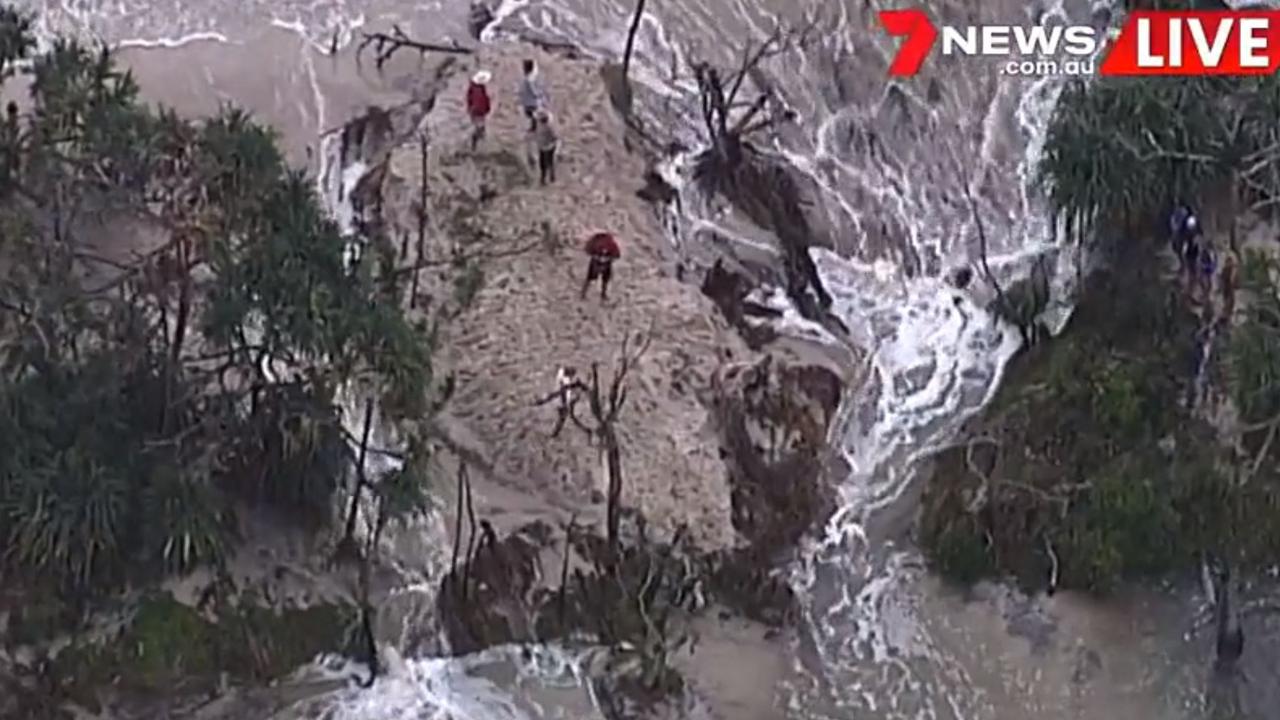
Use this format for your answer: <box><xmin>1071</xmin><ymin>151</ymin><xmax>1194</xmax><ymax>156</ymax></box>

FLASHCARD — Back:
<box><xmin>1169</xmin><ymin>203</ymin><xmax>1242</xmax><ymax>410</ymax></box>
<box><xmin>464</xmin><ymin>61</ymin><xmax>628</xmax><ymax>434</ymax></box>
<box><xmin>464</xmin><ymin>59</ymin><xmax>560</xmax><ymax>185</ymax></box>
<box><xmin>462</xmin><ymin>59</ymin><xmax>620</xmax><ymax>302</ymax></box>
<box><xmin>535</xmin><ymin>236</ymin><xmax>621</xmax><ymax>436</ymax></box>
<box><xmin>1169</xmin><ymin>203</ymin><xmax>1237</xmax><ymax>323</ymax></box>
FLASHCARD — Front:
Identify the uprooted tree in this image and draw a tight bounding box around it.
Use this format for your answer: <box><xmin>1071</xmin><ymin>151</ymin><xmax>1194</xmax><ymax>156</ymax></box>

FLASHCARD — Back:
<box><xmin>687</xmin><ymin>16</ymin><xmax>834</xmax><ymax>320</ymax></box>
<box><xmin>691</xmin><ymin>16</ymin><xmax>819</xmax><ymax>177</ymax></box>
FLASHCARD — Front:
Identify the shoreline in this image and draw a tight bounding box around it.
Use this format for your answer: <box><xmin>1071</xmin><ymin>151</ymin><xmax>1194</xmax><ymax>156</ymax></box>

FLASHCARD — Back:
<box><xmin>1</xmin><ymin>24</ymin><xmax>855</xmax><ymax>719</ymax></box>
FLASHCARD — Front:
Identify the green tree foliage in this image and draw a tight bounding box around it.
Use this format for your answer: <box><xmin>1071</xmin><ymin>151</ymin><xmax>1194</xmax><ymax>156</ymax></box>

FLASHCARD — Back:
<box><xmin>934</xmin><ymin>37</ymin><xmax>1280</xmax><ymax>591</ymax></box>
<box><xmin>1039</xmin><ymin>73</ymin><xmax>1280</xmax><ymax>245</ymax></box>
<box><xmin>920</xmin><ymin>265</ymin><xmax>1280</xmax><ymax>592</ymax></box>
<box><xmin>1226</xmin><ymin>253</ymin><xmax>1280</xmax><ymax>541</ymax></box>
<box><xmin>0</xmin><ymin>6</ymin><xmax>434</xmax><ymax>593</ymax></box>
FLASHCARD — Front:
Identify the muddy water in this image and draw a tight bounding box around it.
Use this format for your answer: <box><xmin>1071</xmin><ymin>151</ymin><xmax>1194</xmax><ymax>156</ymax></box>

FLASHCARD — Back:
<box><xmin>15</xmin><ymin>0</ymin><xmax>1280</xmax><ymax>718</ymax></box>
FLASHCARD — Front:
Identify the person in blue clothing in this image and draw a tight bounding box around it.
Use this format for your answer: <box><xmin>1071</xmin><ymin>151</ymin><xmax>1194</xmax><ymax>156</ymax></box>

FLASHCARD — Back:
<box><xmin>1170</xmin><ymin>204</ymin><xmax>1201</xmax><ymax>282</ymax></box>
<box><xmin>518</xmin><ymin>59</ymin><xmax>547</xmax><ymax>131</ymax></box>
<box><xmin>1172</xmin><ymin>204</ymin><xmax>1198</xmax><ymax>266</ymax></box>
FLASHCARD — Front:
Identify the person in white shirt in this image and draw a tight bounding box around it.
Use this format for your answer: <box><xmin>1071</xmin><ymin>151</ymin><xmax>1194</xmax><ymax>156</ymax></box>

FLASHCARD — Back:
<box><xmin>534</xmin><ymin>365</ymin><xmax>582</xmax><ymax>437</ymax></box>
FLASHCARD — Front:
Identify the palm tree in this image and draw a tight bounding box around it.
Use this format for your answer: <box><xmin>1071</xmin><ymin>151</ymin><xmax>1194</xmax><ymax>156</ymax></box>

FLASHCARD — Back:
<box><xmin>1040</xmin><ymin>72</ymin><xmax>1280</xmax><ymax>248</ymax></box>
<box><xmin>0</xmin><ymin>8</ymin><xmax>439</xmax><ymax>594</ymax></box>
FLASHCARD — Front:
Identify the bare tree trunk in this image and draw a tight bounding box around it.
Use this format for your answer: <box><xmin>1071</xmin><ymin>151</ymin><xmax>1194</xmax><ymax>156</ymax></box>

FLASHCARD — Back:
<box><xmin>356</xmin><ymin>524</ymin><xmax>380</xmax><ymax>686</ymax></box>
<box><xmin>450</xmin><ymin>461</ymin><xmax>466</xmax><ymax>597</ymax></box>
<box><xmin>344</xmin><ymin>397</ymin><xmax>376</xmax><ymax>541</ymax></box>
<box><xmin>604</xmin><ymin>426</ymin><xmax>623</xmax><ymax>555</ymax></box>
<box><xmin>1229</xmin><ymin>169</ymin><xmax>1239</xmax><ymax>251</ymax></box>
<box><xmin>162</xmin><ymin>242</ymin><xmax>191</xmax><ymax>433</ymax></box>
<box><xmin>622</xmin><ymin>0</ymin><xmax>647</xmax><ymax>91</ymax></box>
<box><xmin>965</xmin><ymin>181</ymin><xmax>1007</xmax><ymax>309</ymax></box>
<box><xmin>960</xmin><ymin>170</ymin><xmax>1022</xmax><ymax>340</ymax></box>
<box><xmin>1213</xmin><ymin>561</ymin><xmax>1244</xmax><ymax>669</ymax></box>
<box><xmin>460</xmin><ymin>462</ymin><xmax>478</xmax><ymax>600</ymax></box>
<box><xmin>558</xmin><ymin>515</ymin><xmax>575</xmax><ymax>628</ymax></box>
<box><xmin>411</xmin><ymin>136</ymin><xmax>428</xmax><ymax>308</ymax></box>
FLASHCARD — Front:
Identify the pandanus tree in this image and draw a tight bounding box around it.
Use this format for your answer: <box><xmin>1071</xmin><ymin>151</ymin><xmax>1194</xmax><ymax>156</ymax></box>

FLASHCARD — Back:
<box><xmin>0</xmin><ymin>4</ymin><xmax>435</xmax><ymax>593</ymax></box>
<box><xmin>1039</xmin><ymin>71</ymin><xmax>1280</xmax><ymax>248</ymax></box>
<box><xmin>1028</xmin><ymin>27</ymin><xmax>1280</xmax><ymax>597</ymax></box>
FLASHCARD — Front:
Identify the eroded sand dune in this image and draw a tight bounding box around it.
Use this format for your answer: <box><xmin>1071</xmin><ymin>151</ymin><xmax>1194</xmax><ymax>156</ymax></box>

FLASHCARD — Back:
<box><xmin>383</xmin><ymin>45</ymin><xmax>755</xmax><ymax>551</ymax></box>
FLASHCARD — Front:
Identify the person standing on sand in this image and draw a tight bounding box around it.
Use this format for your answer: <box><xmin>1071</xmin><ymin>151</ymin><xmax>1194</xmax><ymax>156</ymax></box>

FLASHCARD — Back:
<box><xmin>582</xmin><ymin>232</ymin><xmax>620</xmax><ymax>301</ymax></box>
<box><xmin>533</xmin><ymin>109</ymin><xmax>559</xmax><ymax>185</ymax></box>
<box><xmin>518</xmin><ymin>59</ymin><xmax>547</xmax><ymax>131</ymax></box>
<box><xmin>551</xmin><ymin>365</ymin><xmax>580</xmax><ymax>437</ymax></box>
<box><xmin>465</xmin><ymin>70</ymin><xmax>492</xmax><ymax>151</ymax></box>
<box><xmin>532</xmin><ymin>365</ymin><xmax>585</xmax><ymax>437</ymax></box>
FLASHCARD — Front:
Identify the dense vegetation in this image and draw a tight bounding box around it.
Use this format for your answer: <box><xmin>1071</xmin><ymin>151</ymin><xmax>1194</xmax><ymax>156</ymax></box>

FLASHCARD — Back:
<box><xmin>0</xmin><ymin>6</ymin><xmax>432</xmax><ymax>598</ymax></box>
<box><xmin>922</xmin><ymin>48</ymin><xmax>1280</xmax><ymax>590</ymax></box>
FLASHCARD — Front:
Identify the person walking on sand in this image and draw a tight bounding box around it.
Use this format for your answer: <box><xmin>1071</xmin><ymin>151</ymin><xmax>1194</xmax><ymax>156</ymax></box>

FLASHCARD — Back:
<box><xmin>532</xmin><ymin>365</ymin><xmax>585</xmax><ymax>437</ymax></box>
<box><xmin>465</xmin><ymin>70</ymin><xmax>492</xmax><ymax>151</ymax></box>
<box><xmin>518</xmin><ymin>59</ymin><xmax>547</xmax><ymax>131</ymax></box>
<box><xmin>551</xmin><ymin>365</ymin><xmax>580</xmax><ymax>437</ymax></box>
<box><xmin>581</xmin><ymin>232</ymin><xmax>620</xmax><ymax>301</ymax></box>
<box><xmin>533</xmin><ymin>109</ymin><xmax>559</xmax><ymax>185</ymax></box>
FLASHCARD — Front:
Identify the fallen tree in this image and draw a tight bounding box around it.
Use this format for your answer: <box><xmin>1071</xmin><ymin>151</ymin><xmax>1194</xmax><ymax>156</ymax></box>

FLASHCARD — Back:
<box><xmin>356</xmin><ymin>25</ymin><xmax>474</xmax><ymax>70</ymax></box>
<box><xmin>685</xmin><ymin>16</ymin><xmax>839</xmax><ymax>323</ymax></box>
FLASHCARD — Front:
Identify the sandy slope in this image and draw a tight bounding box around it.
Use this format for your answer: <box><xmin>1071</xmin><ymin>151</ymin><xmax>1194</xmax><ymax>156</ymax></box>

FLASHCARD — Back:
<box><xmin>383</xmin><ymin>44</ymin><xmax>754</xmax><ymax>551</ymax></box>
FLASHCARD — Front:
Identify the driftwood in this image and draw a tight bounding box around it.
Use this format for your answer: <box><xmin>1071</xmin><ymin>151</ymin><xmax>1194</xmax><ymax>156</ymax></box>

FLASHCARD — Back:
<box><xmin>357</xmin><ymin>26</ymin><xmax>473</xmax><ymax>70</ymax></box>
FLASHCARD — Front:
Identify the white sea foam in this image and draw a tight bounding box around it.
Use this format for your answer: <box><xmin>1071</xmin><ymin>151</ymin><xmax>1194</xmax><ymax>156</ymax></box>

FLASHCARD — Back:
<box><xmin>114</xmin><ymin>31</ymin><xmax>234</xmax><ymax>49</ymax></box>
<box><xmin>298</xmin><ymin>644</ymin><xmax>602</xmax><ymax>720</ymax></box>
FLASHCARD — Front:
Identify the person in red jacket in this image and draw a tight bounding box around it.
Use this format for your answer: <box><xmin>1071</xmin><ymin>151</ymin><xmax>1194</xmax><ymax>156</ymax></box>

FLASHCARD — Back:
<box><xmin>581</xmin><ymin>232</ymin><xmax>620</xmax><ymax>301</ymax></box>
<box><xmin>465</xmin><ymin>70</ymin><xmax>492</xmax><ymax>151</ymax></box>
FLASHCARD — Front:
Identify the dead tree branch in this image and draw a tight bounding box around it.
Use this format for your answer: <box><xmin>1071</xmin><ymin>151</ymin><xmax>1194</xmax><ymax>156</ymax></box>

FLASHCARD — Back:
<box><xmin>343</xmin><ymin>397</ymin><xmax>376</xmax><ymax>542</ymax></box>
<box><xmin>450</xmin><ymin>460</ymin><xmax>466</xmax><ymax>592</ymax></box>
<box><xmin>575</xmin><ymin>322</ymin><xmax>656</xmax><ymax>557</ymax></box>
<box><xmin>959</xmin><ymin>163</ymin><xmax>1008</xmax><ymax>314</ymax></box>
<box><xmin>390</xmin><ymin>237</ymin><xmax>541</xmax><ymax>279</ymax></box>
<box><xmin>558</xmin><ymin>514</ymin><xmax>577</xmax><ymax>628</ymax></box>
<box><xmin>460</xmin><ymin>462</ymin><xmax>478</xmax><ymax>601</ymax></box>
<box><xmin>411</xmin><ymin>133</ymin><xmax>429</xmax><ymax>308</ymax></box>
<box><xmin>357</xmin><ymin>26</ymin><xmax>473</xmax><ymax>70</ymax></box>
<box><xmin>622</xmin><ymin>0</ymin><xmax>648</xmax><ymax>92</ymax></box>
<box><xmin>693</xmin><ymin>13</ymin><xmax>822</xmax><ymax>155</ymax></box>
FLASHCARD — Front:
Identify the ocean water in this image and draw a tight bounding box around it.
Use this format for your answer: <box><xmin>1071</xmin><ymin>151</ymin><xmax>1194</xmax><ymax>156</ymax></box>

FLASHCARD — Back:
<box><xmin>15</xmin><ymin>0</ymin><xmax>1272</xmax><ymax>717</ymax></box>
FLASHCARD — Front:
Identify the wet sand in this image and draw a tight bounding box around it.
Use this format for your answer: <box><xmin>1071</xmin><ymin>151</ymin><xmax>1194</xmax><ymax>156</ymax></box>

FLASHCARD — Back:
<box><xmin>114</xmin><ymin>23</ymin><xmax>455</xmax><ymax>168</ymax></box>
